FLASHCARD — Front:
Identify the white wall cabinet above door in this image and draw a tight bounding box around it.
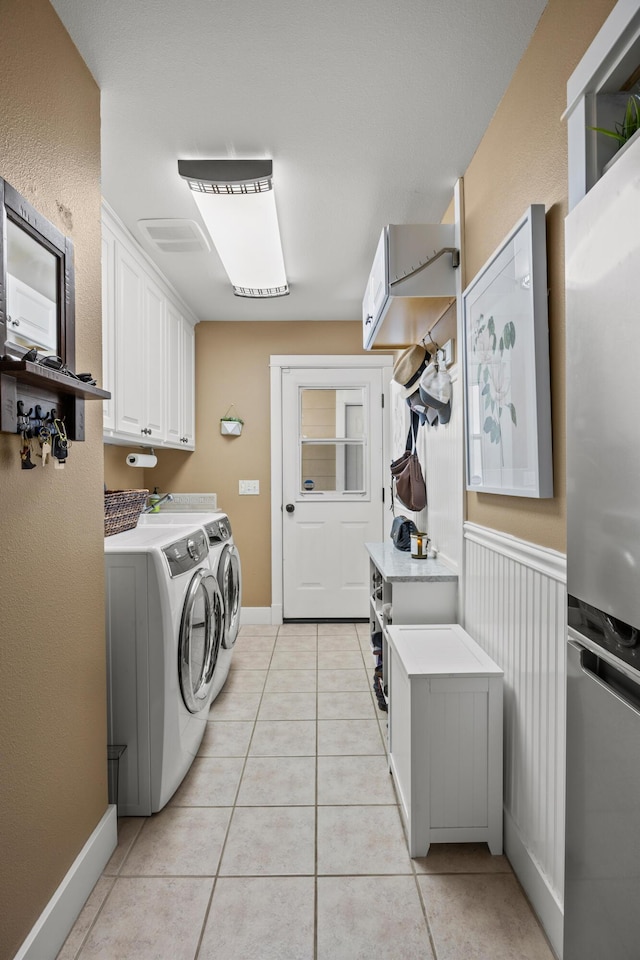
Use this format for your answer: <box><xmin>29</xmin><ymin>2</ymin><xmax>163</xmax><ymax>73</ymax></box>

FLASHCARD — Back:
<box><xmin>362</xmin><ymin>223</ymin><xmax>458</xmax><ymax>350</ymax></box>
<box><xmin>102</xmin><ymin>203</ymin><xmax>197</xmax><ymax>450</ymax></box>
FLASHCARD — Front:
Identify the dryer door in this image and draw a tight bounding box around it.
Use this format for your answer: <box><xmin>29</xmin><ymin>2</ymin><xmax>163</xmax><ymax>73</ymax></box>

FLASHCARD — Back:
<box><xmin>218</xmin><ymin>544</ymin><xmax>242</xmax><ymax>649</ymax></box>
<box><xmin>179</xmin><ymin>569</ymin><xmax>224</xmax><ymax>713</ymax></box>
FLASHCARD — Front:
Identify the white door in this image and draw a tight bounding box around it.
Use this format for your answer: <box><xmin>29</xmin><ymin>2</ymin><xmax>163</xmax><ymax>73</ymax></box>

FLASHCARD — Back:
<box><xmin>282</xmin><ymin>366</ymin><xmax>385</xmax><ymax>619</ymax></box>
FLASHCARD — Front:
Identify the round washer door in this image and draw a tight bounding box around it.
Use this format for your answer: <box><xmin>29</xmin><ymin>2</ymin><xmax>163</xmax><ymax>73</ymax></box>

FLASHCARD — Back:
<box><xmin>218</xmin><ymin>544</ymin><xmax>242</xmax><ymax>649</ymax></box>
<box><xmin>178</xmin><ymin>568</ymin><xmax>224</xmax><ymax>713</ymax></box>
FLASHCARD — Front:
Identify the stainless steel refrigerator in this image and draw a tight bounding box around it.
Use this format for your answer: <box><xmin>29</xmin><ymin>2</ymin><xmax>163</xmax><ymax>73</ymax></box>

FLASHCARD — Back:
<box><xmin>565</xmin><ymin>132</ymin><xmax>640</xmax><ymax>960</ymax></box>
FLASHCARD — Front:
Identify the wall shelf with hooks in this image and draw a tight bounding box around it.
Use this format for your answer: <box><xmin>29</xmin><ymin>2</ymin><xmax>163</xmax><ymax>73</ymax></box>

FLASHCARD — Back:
<box><xmin>0</xmin><ymin>359</ymin><xmax>110</xmax><ymax>441</ymax></box>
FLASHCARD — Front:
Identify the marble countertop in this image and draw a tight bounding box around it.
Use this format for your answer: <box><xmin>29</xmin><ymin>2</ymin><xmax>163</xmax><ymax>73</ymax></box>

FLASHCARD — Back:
<box><xmin>365</xmin><ymin>541</ymin><xmax>458</xmax><ymax>582</ymax></box>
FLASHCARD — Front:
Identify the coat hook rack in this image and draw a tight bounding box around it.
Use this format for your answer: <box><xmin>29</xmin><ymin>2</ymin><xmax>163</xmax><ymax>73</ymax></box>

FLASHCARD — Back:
<box><xmin>421</xmin><ymin>329</ymin><xmax>440</xmax><ymax>353</ymax></box>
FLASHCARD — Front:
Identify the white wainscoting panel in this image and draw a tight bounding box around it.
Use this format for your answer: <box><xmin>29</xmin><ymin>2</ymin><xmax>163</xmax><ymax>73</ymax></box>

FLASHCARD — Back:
<box><xmin>464</xmin><ymin>522</ymin><xmax>566</xmax><ymax>958</ymax></box>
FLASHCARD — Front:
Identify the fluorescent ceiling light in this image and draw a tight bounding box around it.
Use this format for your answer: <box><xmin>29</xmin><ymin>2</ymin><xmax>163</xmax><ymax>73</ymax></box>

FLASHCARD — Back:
<box><xmin>178</xmin><ymin>158</ymin><xmax>288</xmax><ymax>299</ymax></box>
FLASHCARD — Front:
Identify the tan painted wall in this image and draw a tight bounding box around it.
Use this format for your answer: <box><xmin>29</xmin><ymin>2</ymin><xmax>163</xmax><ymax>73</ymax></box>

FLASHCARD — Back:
<box><xmin>462</xmin><ymin>0</ymin><xmax>617</xmax><ymax>552</ymax></box>
<box><xmin>132</xmin><ymin>321</ymin><xmax>369</xmax><ymax>607</ymax></box>
<box><xmin>0</xmin><ymin>2</ymin><xmax>106</xmax><ymax>957</ymax></box>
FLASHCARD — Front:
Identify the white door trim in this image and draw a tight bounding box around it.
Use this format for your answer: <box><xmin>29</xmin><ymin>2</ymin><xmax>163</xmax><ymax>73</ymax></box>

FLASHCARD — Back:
<box><xmin>270</xmin><ymin>353</ymin><xmax>394</xmax><ymax>624</ymax></box>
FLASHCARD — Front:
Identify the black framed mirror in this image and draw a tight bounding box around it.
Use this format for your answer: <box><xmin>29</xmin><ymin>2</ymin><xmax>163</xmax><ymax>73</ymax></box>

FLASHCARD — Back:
<box><xmin>0</xmin><ymin>176</ymin><xmax>75</xmax><ymax>367</ymax></box>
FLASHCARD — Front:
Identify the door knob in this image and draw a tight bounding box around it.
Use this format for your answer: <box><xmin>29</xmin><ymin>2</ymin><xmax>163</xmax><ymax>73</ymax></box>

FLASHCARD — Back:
<box><xmin>285</xmin><ymin>503</ymin><xmax>295</xmax><ymax>513</ymax></box>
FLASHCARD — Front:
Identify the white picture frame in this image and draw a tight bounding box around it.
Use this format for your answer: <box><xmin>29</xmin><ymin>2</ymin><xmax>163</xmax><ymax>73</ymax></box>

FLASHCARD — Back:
<box><xmin>462</xmin><ymin>204</ymin><xmax>553</xmax><ymax>498</ymax></box>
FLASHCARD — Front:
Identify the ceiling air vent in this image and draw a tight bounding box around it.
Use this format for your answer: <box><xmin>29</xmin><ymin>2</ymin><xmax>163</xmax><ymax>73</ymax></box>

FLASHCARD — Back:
<box><xmin>137</xmin><ymin>219</ymin><xmax>211</xmax><ymax>254</ymax></box>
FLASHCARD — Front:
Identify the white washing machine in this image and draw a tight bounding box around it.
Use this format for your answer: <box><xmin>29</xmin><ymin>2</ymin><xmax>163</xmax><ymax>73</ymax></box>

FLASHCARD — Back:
<box><xmin>104</xmin><ymin>522</ymin><xmax>224</xmax><ymax>815</ymax></box>
<box><xmin>138</xmin><ymin>510</ymin><xmax>241</xmax><ymax>702</ymax></box>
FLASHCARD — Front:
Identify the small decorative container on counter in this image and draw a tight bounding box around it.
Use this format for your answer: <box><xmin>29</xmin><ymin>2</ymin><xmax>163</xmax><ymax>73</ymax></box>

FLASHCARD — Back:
<box><xmin>410</xmin><ymin>531</ymin><xmax>430</xmax><ymax>559</ymax></box>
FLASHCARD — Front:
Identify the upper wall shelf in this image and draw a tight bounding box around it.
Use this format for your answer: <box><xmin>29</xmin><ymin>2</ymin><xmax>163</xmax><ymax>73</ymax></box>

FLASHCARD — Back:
<box><xmin>0</xmin><ymin>360</ymin><xmax>110</xmax><ymax>440</ymax></box>
<box><xmin>0</xmin><ymin>175</ymin><xmax>111</xmax><ymax>442</ymax></box>
<box><xmin>0</xmin><ymin>360</ymin><xmax>110</xmax><ymax>399</ymax></box>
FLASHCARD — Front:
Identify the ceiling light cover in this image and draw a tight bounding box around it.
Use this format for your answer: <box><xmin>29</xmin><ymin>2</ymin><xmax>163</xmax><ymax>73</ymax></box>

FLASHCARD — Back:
<box><xmin>178</xmin><ymin>159</ymin><xmax>288</xmax><ymax>298</ymax></box>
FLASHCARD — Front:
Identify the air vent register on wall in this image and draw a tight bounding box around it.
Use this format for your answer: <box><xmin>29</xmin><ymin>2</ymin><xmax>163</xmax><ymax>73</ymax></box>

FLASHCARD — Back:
<box><xmin>362</xmin><ymin>224</ymin><xmax>459</xmax><ymax>350</ymax></box>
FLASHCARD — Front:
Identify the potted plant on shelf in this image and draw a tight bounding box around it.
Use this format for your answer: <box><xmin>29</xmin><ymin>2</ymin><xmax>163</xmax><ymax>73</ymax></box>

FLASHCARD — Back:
<box><xmin>592</xmin><ymin>93</ymin><xmax>640</xmax><ymax>171</ymax></box>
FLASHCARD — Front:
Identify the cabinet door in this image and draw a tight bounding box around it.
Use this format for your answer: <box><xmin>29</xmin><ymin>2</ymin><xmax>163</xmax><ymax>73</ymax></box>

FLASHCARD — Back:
<box><xmin>165</xmin><ymin>301</ymin><xmax>182</xmax><ymax>445</ymax></box>
<box><xmin>101</xmin><ymin>223</ymin><xmax>116</xmax><ymax>432</ymax></box>
<box><xmin>114</xmin><ymin>244</ymin><xmax>146</xmax><ymax>438</ymax></box>
<box><xmin>363</xmin><ymin>229</ymin><xmax>387</xmax><ymax>348</ymax></box>
<box><xmin>143</xmin><ymin>278</ymin><xmax>166</xmax><ymax>440</ymax></box>
<box><xmin>180</xmin><ymin>319</ymin><xmax>195</xmax><ymax>448</ymax></box>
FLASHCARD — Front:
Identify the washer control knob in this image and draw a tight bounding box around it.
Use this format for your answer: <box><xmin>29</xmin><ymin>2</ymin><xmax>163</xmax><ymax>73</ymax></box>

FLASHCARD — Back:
<box><xmin>187</xmin><ymin>538</ymin><xmax>199</xmax><ymax>560</ymax></box>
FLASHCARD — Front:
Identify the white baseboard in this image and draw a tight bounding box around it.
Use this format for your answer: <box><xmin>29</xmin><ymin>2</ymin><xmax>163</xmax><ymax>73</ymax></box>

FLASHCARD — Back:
<box><xmin>239</xmin><ymin>606</ymin><xmax>276</xmax><ymax>625</ymax></box>
<box><xmin>14</xmin><ymin>805</ymin><xmax>118</xmax><ymax>960</ymax></box>
<box><xmin>504</xmin><ymin>810</ymin><xmax>563</xmax><ymax>959</ymax></box>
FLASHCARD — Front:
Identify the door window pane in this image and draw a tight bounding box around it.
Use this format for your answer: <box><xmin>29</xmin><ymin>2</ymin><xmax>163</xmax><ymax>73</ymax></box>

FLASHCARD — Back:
<box><xmin>301</xmin><ymin>388</ymin><xmax>364</xmax><ymax>439</ymax></box>
<box><xmin>298</xmin><ymin>386</ymin><xmax>367</xmax><ymax>496</ymax></box>
<box><xmin>300</xmin><ymin>441</ymin><xmax>365</xmax><ymax>492</ymax></box>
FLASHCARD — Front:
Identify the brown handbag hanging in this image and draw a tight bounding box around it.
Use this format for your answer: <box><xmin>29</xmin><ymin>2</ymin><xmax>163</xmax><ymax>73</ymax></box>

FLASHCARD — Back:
<box><xmin>390</xmin><ymin>409</ymin><xmax>427</xmax><ymax>512</ymax></box>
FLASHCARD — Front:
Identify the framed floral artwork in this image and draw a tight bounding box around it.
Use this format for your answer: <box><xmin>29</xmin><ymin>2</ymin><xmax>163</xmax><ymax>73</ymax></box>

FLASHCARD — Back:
<box><xmin>462</xmin><ymin>204</ymin><xmax>553</xmax><ymax>498</ymax></box>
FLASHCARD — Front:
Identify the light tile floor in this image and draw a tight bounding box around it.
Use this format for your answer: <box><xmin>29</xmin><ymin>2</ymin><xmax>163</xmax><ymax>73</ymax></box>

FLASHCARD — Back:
<box><xmin>57</xmin><ymin>622</ymin><xmax>556</xmax><ymax>960</ymax></box>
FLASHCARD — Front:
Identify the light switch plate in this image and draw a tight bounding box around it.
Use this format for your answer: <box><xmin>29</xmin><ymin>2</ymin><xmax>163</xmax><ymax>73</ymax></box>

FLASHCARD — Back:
<box><xmin>239</xmin><ymin>479</ymin><xmax>260</xmax><ymax>495</ymax></box>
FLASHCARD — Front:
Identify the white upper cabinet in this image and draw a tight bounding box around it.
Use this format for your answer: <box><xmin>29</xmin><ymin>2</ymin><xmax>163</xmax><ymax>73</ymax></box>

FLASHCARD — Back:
<box><xmin>101</xmin><ymin>221</ymin><xmax>116</xmax><ymax>432</ymax></box>
<box><xmin>165</xmin><ymin>301</ymin><xmax>183</xmax><ymax>446</ymax></box>
<box><xmin>362</xmin><ymin>224</ymin><xmax>458</xmax><ymax>350</ymax></box>
<box><xmin>362</xmin><ymin>228</ymin><xmax>387</xmax><ymax>342</ymax></box>
<box><xmin>165</xmin><ymin>302</ymin><xmax>195</xmax><ymax>448</ymax></box>
<box><xmin>102</xmin><ymin>203</ymin><xmax>197</xmax><ymax>450</ymax></box>
<box><xmin>180</xmin><ymin>319</ymin><xmax>195</xmax><ymax>447</ymax></box>
<box><xmin>142</xmin><ymin>276</ymin><xmax>166</xmax><ymax>440</ymax></box>
<box><xmin>114</xmin><ymin>243</ymin><xmax>146</xmax><ymax>439</ymax></box>
<box><xmin>565</xmin><ymin>0</ymin><xmax>640</xmax><ymax>211</ymax></box>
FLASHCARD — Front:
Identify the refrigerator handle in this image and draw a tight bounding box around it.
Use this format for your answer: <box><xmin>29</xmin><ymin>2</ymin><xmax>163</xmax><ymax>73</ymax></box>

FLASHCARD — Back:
<box><xmin>577</xmin><ymin>645</ymin><xmax>640</xmax><ymax>718</ymax></box>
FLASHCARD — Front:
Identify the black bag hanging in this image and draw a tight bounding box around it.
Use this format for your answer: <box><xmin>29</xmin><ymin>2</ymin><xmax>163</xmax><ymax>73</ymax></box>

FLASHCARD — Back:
<box><xmin>390</xmin><ymin>409</ymin><xmax>427</xmax><ymax>513</ymax></box>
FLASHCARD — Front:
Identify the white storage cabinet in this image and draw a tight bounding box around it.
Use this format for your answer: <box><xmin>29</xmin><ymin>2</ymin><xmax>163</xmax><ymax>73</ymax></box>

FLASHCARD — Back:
<box><xmin>366</xmin><ymin>541</ymin><xmax>458</xmax><ymax>709</ymax></box>
<box><xmin>387</xmin><ymin>623</ymin><xmax>503</xmax><ymax>858</ymax></box>
<box><xmin>102</xmin><ymin>203</ymin><xmax>197</xmax><ymax>450</ymax></box>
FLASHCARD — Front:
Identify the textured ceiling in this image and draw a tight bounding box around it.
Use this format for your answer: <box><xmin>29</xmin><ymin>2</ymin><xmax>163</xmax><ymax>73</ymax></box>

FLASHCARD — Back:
<box><xmin>50</xmin><ymin>0</ymin><xmax>546</xmax><ymax>322</ymax></box>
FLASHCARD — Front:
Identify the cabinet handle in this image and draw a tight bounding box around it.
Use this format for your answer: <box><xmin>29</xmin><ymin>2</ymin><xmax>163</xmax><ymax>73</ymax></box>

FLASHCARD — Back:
<box><xmin>365</xmin><ymin>315</ymin><xmax>373</xmax><ymax>325</ymax></box>
<box><xmin>285</xmin><ymin>503</ymin><xmax>295</xmax><ymax>513</ymax></box>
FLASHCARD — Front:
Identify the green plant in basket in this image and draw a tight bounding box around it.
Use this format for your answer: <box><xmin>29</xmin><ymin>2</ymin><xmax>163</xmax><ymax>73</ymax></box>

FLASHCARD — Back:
<box><xmin>591</xmin><ymin>93</ymin><xmax>640</xmax><ymax>147</ymax></box>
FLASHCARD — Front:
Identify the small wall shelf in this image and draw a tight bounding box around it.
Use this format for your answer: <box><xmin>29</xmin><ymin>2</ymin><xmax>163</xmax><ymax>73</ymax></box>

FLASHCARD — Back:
<box><xmin>0</xmin><ymin>359</ymin><xmax>110</xmax><ymax>441</ymax></box>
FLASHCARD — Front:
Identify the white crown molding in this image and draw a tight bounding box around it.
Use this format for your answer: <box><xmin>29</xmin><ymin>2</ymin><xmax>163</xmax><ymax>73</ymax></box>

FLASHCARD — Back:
<box><xmin>464</xmin><ymin>522</ymin><xmax>566</xmax><ymax>583</ymax></box>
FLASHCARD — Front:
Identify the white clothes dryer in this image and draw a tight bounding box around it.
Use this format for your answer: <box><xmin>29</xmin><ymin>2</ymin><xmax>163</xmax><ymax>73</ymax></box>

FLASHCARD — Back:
<box><xmin>202</xmin><ymin>513</ymin><xmax>241</xmax><ymax>701</ymax></box>
<box><xmin>138</xmin><ymin>510</ymin><xmax>241</xmax><ymax>702</ymax></box>
<box><xmin>104</xmin><ymin>523</ymin><xmax>224</xmax><ymax>815</ymax></box>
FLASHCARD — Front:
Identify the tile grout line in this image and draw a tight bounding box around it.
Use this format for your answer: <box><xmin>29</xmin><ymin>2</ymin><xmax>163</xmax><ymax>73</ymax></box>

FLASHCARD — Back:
<box><xmin>314</xmin><ymin>623</ymin><xmax>319</xmax><ymax>960</ymax></box>
<box><xmin>192</xmin><ymin>628</ymin><xmax>276</xmax><ymax>960</ymax></box>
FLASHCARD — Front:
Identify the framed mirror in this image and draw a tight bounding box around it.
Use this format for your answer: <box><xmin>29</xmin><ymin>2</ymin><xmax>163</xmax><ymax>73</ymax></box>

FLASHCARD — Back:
<box><xmin>0</xmin><ymin>176</ymin><xmax>75</xmax><ymax>367</ymax></box>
